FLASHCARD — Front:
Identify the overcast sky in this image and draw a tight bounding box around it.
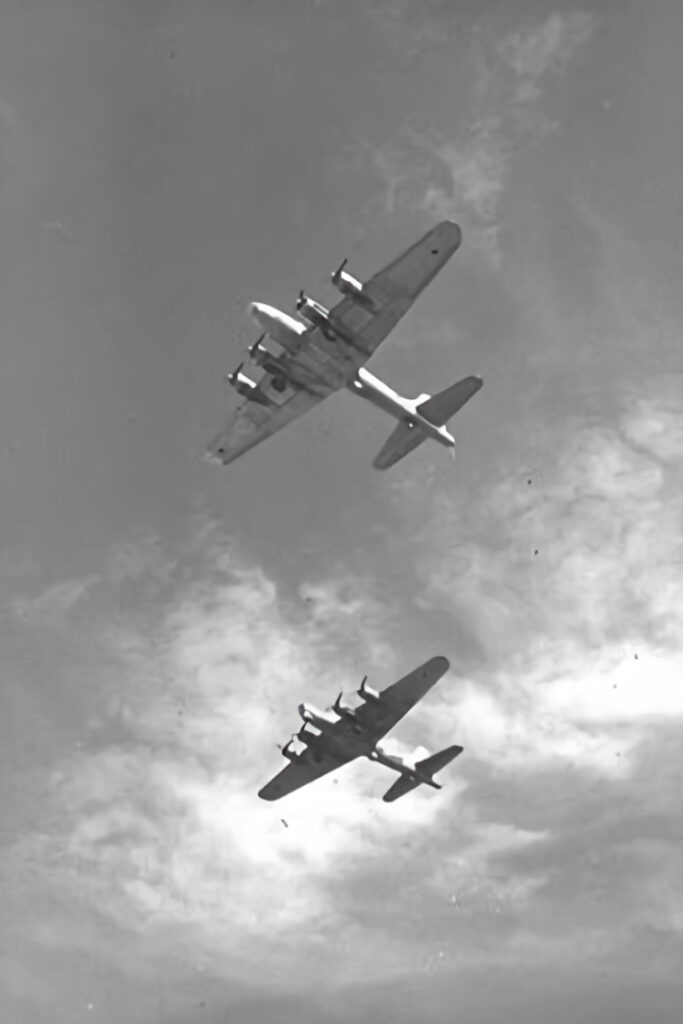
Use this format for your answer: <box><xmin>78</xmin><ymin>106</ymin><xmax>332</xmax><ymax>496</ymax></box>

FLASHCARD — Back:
<box><xmin>2</xmin><ymin>2</ymin><xmax>682</xmax><ymax>1022</ymax></box>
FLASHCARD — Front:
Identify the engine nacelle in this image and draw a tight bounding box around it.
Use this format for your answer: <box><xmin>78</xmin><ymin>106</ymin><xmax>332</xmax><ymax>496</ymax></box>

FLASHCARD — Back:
<box><xmin>225</xmin><ymin>365</ymin><xmax>273</xmax><ymax>408</ymax></box>
<box><xmin>281</xmin><ymin>738</ymin><xmax>300</xmax><ymax>761</ymax></box>
<box><xmin>298</xmin><ymin>702</ymin><xmax>340</xmax><ymax>733</ymax></box>
<box><xmin>297</xmin><ymin>722</ymin><xmax>324</xmax><ymax>744</ymax></box>
<box><xmin>229</xmin><ymin>368</ymin><xmax>257</xmax><ymax>398</ymax></box>
<box><xmin>358</xmin><ymin>675</ymin><xmax>382</xmax><ymax>704</ymax></box>
<box><xmin>295</xmin><ymin>293</ymin><xmax>333</xmax><ymax>333</ymax></box>
<box><xmin>331</xmin><ymin>259</ymin><xmax>375</xmax><ymax>309</ymax></box>
<box><xmin>332</xmin><ymin>691</ymin><xmax>357</xmax><ymax>720</ymax></box>
<box><xmin>249</xmin><ymin>301</ymin><xmax>308</xmax><ymax>351</ymax></box>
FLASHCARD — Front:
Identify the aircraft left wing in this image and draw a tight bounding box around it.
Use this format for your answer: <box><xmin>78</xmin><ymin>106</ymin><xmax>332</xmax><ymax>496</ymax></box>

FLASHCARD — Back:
<box><xmin>258</xmin><ymin>744</ymin><xmax>357</xmax><ymax>801</ymax></box>
<box><xmin>206</xmin><ymin>377</ymin><xmax>333</xmax><ymax>466</ymax></box>
<box><xmin>329</xmin><ymin>221</ymin><xmax>462</xmax><ymax>361</ymax></box>
<box><xmin>353</xmin><ymin>655</ymin><xmax>450</xmax><ymax>739</ymax></box>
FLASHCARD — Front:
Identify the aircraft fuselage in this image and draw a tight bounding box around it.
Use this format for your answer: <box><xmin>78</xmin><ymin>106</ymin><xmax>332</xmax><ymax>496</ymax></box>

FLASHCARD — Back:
<box><xmin>248</xmin><ymin>302</ymin><xmax>454</xmax><ymax>448</ymax></box>
<box><xmin>349</xmin><ymin>367</ymin><xmax>454</xmax><ymax>449</ymax></box>
<box><xmin>298</xmin><ymin>702</ymin><xmax>440</xmax><ymax>787</ymax></box>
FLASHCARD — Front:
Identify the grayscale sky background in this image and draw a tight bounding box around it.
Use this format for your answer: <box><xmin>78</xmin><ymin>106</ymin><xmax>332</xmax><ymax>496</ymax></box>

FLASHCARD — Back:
<box><xmin>1</xmin><ymin>2</ymin><xmax>682</xmax><ymax>1022</ymax></box>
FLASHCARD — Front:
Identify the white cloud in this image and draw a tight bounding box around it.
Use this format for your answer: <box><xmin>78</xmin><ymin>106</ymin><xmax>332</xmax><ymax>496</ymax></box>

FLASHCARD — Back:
<box><xmin>356</xmin><ymin>12</ymin><xmax>597</xmax><ymax>266</ymax></box>
<box><xmin>497</xmin><ymin>12</ymin><xmax>597</xmax><ymax>91</ymax></box>
<box><xmin>7</xmin><ymin>574</ymin><xmax>98</xmax><ymax>626</ymax></box>
<box><xmin>397</xmin><ymin>382</ymin><xmax>683</xmax><ymax>790</ymax></box>
<box><xmin>6</xmin><ymin>527</ymin><xmax>469</xmax><ymax>987</ymax></box>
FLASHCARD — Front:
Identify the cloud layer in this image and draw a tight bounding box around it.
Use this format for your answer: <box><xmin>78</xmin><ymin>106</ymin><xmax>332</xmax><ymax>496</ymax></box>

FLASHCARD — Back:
<box><xmin>5</xmin><ymin>364</ymin><xmax>682</xmax><ymax>1010</ymax></box>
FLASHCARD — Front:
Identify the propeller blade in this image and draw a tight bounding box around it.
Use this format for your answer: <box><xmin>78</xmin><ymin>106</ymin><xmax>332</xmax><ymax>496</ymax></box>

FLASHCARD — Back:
<box><xmin>248</xmin><ymin>334</ymin><xmax>264</xmax><ymax>356</ymax></box>
<box><xmin>224</xmin><ymin>361</ymin><xmax>244</xmax><ymax>384</ymax></box>
<box><xmin>333</xmin><ymin>258</ymin><xmax>348</xmax><ymax>279</ymax></box>
<box><xmin>296</xmin><ymin>289</ymin><xmax>305</xmax><ymax>310</ymax></box>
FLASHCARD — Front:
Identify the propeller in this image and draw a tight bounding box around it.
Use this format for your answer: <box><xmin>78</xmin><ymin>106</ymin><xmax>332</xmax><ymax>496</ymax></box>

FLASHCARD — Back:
<box><xmin>332</xmin><ymin>257</ymin><xmax>348</xmax><ymax>281</ymax></box>
<box><xmin>295</xmin><ymin>289</ymin><xmax>306</xmax><ymax>311</ymax></box>
<box><xmin>224</xmin><ymin>362</ymin><xmax>244</xmax><ymax>385</ymax></box>
<box><xmin>248</xmin><ymin>334</ymin><xmax>265</xmax><ymax>357</ymax></box>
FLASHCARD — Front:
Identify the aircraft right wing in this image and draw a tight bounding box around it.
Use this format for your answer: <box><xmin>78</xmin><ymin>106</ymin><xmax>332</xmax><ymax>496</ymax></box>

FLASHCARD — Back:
<box><xmin>258</xmin><ymin>744</ymin><xmax>358</xmax><ymax>801</ymax></box>
<box><xmin>328</xmin><ymin>221</ymin><xmax>462</xmax><ymax>362</ymax></box>
<box><xmin>353</xmin><ymin>655</ymin><xmax>450</xmax><ymax>739</ymax></box>
<box><xmin>206</xmin><ymin>374</ymin><xmax>334</xmax><ymax>466</ymax></box>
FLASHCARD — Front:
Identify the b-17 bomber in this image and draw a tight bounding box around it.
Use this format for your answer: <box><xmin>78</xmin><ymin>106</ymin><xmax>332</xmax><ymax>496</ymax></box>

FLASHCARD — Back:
<box><xmin>206</xmin><ymin>222</ymin><xmax>482</xmax><ymax>470</ymax></box>
<box><xmin>259</xmin><ymin>656</ymin><xmax>463</xmax><ymax>802</ymax></box>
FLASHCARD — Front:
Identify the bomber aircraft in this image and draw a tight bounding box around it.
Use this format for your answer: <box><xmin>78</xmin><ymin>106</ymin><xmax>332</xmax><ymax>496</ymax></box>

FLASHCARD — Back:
<box><xmin>206</xmin><ymin>222</ymin><xmax>482</xmax><ymax>470</ymax></box>
<box><xmin>258</xmin><ymin>655</ymin><xmax>463</xmax><ymax>802</ymax></box>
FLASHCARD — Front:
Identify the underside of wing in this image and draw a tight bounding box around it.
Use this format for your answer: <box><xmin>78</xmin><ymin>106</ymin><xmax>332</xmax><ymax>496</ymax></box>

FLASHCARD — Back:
<box><xmin>258</xmin><ymin>745</ymin><xmax>356</xmax><ymax>800</ymax></box>
<box><xmin>353</xmin><ymin>655</ymin><xmax>451</xmax><ymax>739</ymax></box>
<box><xmin>206</xmin><ymin>376</ymin><xmax>331</xmax><ymax>466</ymax></box>
<box><xmin>329</xmin><ymin>222</ymin><xmax>462</xmax><ymax>359</ymax></box>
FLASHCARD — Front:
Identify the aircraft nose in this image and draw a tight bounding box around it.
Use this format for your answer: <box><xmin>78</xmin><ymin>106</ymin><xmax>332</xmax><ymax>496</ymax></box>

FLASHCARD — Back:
<box><xmin>248</xmin><ymin>301</ymin><xmax>267</xmax><ymax>325</ymax></box>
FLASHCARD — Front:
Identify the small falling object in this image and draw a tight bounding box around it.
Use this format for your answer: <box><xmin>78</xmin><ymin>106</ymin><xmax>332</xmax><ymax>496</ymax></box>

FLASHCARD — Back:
<box><xmin>533</xmin><ymin>549</ymin><xmax>539</xmax><ymax>556</ymax></box>
<box><xmin>634</xmin><ymin>653</ymin><xmax>639</xmax><ymax>660</ymax></box>
<box><xmin>280</xmin><ymin>818</ymin><xmax>288</xmax><ymax>828</ymax></box>
<box><xmin>527</xmin><ymin>479</ymin><xmax>532</xmax><ymax>485</ymax></box>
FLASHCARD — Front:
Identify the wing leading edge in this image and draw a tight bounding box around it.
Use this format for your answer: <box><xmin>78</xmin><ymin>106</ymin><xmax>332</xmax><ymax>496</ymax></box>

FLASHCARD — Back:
<box><xmin>258</xmin><ymin>744</ymin><xmax>357</xmax><ymax>801</ymax></box>
<box><xmin>352</xmin><ymin>655</ymin><xmax>450</xmax><ymax>738</ymax></box>
<box><xmin>206</xmin><ymin>384</ymin><xmax>329</xmax><ymax>466</ymax></box>
<box><xmin>329</xmin><ymin>221</ymin><xmax>462</xmax><ymax>359</ymax></box>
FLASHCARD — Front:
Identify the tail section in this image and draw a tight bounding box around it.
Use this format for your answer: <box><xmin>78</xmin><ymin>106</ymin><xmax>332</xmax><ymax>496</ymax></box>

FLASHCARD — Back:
<box><xmin>382</xmin><ymin>744</ymin><xmax>463</xmax><ymax>802</ymax></box>
<box><xmin>373</xmin><ymin>375</ymin><xmax>482</xmax><ymax>469</ymax></box>
<box><xmin>382</xmin><ymin>775</ymin><xmax>421</xmax><ymax>802</ymax></box>
<box><xmin>373</xmin><ymin>421</ymin><xmax>431</xmax><ymax>470</ymax></box>
<box><xmin>415</xmin><ymin>376</ymin><xmax>482</xmax><ymax>426</ymax></box>
<box><xmin>414</xmin><ymin>743</ymin><xmax>463</xmax><ymax>776</ymax></box>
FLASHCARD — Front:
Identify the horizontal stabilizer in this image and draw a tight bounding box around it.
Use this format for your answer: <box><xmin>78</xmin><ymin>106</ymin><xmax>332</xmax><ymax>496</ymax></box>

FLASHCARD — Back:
<box><xmin>373</xmin><ymin>375</ymin><xmax>482</xmax><ymax>469</ymax></box>
<box><xmin>416</xmin><ymin>375</ymin><xmax>483</xmax><ymax>426</ymax></box>
<box><xmin>373</xmin><ymin>420</ymin><xmax>429</xmax><ymax>470</ymax></box>
<box><xmin>382</xmin><ymin>775</ymin><xmax>421</xmax><ymax>802</ymax></box>
<box><xmin>415</xmin><ymin>744</ymin><xmax>463</xmax><ymax>775</ymax></box>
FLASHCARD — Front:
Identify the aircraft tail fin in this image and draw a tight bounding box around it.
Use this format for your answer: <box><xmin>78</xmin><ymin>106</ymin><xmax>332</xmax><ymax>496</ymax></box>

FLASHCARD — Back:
<box><xmin>416</xmin><ymin>375</ymin><xmax>483</xmax><ymax>426</ymax></box>
<box><xmin>382</xmin><ymin>745</ymin><xmax>463</xmax><ymax>802</ymax></box>
<box><xmin>372</xmin><ymin>375</ymin><xmax>482</xmax><ymax>470</ymax></box>
<box><xmin>382</xmin><ymin>775</ymin><xmax>421</xmax><ymax>802</ymax></box>
<box><xmin>373</xmin><ymin>421</ymin><xmax>429</xmax><ymax>470</ymax></box>
<box><xmin>414</xmin><ymin>743</ymin><xmax>463</xmax><ymax>776</ymax></box>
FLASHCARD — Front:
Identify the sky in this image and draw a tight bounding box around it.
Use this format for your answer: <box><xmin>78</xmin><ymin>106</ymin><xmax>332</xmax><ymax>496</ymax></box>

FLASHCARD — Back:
<box><xmin>1</xmin><ymin>1</ymin><xmax>682</xmax><ymax>1022</ymax></box>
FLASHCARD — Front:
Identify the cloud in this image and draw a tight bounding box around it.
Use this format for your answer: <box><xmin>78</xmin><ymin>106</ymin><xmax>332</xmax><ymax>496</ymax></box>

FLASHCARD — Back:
<box><xmin>497</xmin><ymin>12</ymin><xmax>597</xmax><ymax>94</ymax></box>
<box><xmin>5</xmin><ymin>375</ymin><xmax>681</xmax><ymax>1006</ymax></box>
<box><xmin>7</xmin><ymin>574</ymin><xmax>98</xmax><ymax>627</ymax></box>
<box><xmin>383</xmin><ymin>378</ymin><xmax>683</xmax><ymax>833</ymax></box>
<box><xmin>5</xmin><ymin>523</ymin><xmax>474</xmax><ymax>992</ymax></box>
<box><xmin>353</xmin><ymin>11</ymin><xmax>597</xmax><ymax>266</ymax></box>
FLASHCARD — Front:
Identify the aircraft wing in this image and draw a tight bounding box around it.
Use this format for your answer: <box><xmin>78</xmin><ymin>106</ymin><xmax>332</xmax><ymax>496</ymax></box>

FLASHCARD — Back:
<box><xmin>354</xmin><ymin>655</ymin><xmax>450</xmax><ymax>739</ymax></box>
<box><xmin>206</xmin><ymin>374</ymin><xmax>334</xmax><ymax>466</ymax></box>
<box><xmin>258</xmin><ymin>744</ymin><xmax>358</xmax><ymax>801</ymax></box>
<box><xmin>329</xmin><ymin>221</ymin><xmax>462</xmax><ymax>361</ymax></box>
